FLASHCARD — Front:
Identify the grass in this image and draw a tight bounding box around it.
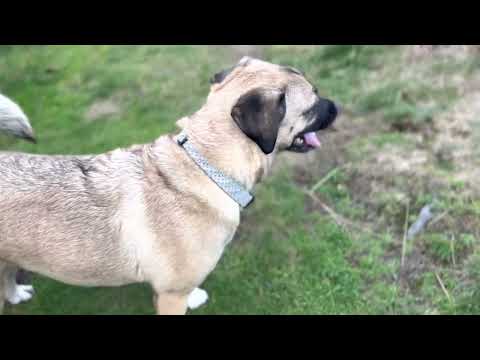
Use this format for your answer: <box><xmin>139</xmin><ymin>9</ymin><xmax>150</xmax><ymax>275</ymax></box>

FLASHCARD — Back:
<box><xmin>1</xmin><ymin>45</ymin><xmax>480</xmax><ymax>315</ymax></box>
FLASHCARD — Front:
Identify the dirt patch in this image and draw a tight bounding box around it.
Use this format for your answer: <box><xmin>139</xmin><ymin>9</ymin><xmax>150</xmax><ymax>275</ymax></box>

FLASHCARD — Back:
<box><xmin>432</xmin><ymin>91</ymin><xmax>480</xmax><ymax>195</ymax></box>
<box><xmin>85</xmin><ymin>98</ymin><xmax>122</xmax><ymax>122</ymax></box>
<box><xmin>353</xmin><ymin>53</ymin><xmax>477</xmax><ymax>202</ymax></box>
<box><xmin>406</xmin><ymin>45</ymin><xmax>479</xmax><ymax>62</ymax></box>
<box><xmin>84</xmin><ymin>90</ymin><xmax>130</xmax><ymax>122</ymax></box>
<box><xmin>399</xmin><ymin>248</ymin><xmax>430</xmax><ymax>292</ymax></box>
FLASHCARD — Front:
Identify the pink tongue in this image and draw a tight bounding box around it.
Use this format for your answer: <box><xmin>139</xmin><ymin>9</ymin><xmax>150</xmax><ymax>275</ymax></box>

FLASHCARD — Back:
<box><xmin>303</xmin><ymin>132</ymin><xmax>321</xmax><ymax>148</ymax></box>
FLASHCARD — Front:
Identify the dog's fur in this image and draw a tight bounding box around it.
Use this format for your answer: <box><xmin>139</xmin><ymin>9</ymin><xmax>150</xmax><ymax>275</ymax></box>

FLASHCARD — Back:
<box><xmin>0</xmin><ymin>57</ymin><xmax>337</xmax><ymax>314</ymax></box>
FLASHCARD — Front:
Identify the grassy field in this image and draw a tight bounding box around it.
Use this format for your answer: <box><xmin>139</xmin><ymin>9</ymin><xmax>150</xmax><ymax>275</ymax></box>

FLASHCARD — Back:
<box><xmin>1</xmin><ymin>45</ymin><xmax>480</xmax><ymax>315</ymax></box>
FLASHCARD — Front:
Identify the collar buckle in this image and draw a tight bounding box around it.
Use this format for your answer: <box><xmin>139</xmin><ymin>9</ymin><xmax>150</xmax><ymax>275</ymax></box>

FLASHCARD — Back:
<box><xmin>177</xmin><ymin>133</ymin><xmax>188</xmax><ymax>146</ymax></box>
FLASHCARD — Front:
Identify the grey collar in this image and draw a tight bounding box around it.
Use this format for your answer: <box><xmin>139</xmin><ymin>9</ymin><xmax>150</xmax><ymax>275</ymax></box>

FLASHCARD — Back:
<box><xmin>176</xmin><ymin>132</ymin><xmax>254</xmax><ymax>209</ymax></box>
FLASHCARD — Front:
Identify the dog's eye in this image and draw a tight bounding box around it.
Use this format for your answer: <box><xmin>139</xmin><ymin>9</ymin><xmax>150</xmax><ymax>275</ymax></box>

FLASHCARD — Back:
<box><xmin>313</xmin><ymin>87</ymin><xmax>318</xmax><ymax>95</ymax></box>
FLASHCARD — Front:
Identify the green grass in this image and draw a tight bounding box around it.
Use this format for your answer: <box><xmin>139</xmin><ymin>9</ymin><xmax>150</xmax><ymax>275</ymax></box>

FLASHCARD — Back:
<box><xmin>0</xmin><ymin>45</ymin><xmax>232</xmax><ymax>154</ymax></box>
<box><xmin>2</xmin><ymin>45</ymin><xmax>480</xmax><ymax>315</ymax></box>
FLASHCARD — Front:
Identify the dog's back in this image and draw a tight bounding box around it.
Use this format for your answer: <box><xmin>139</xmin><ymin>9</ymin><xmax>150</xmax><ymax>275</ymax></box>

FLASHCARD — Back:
<box><xmin>0</xmin><ymin>149</ymin><xmax>144</xmax><ymax>286</ymax></box>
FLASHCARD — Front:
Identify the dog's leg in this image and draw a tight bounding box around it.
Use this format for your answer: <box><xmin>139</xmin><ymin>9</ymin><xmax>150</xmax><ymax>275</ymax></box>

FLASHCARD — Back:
<box><xmin>16</xmin><ymin>269</ymin><xmax>33</xmax><ymax>285</ymax></box>
<box><xmin>14</xmin><ymin>269</ymin><xmax>35</xmax><ymax>304</ymax></box>
<box><xmin>0</xmin><ymin>262</ymin><xmax>8</xmax><ymax>314</ymax></box>
<box><xmin>154</xmin><ymin>291</ymin><xmax>189</xmax><ymax>315</ymax></box>
<box><xmin>4</xmin><ymin>266</ymin><xmax>34</xmax><ymax>305</ymax></box>
<box><xmin>187</xmin><ymin>287</ymin><xmax>209</xmax><ymax>310</ymax></box>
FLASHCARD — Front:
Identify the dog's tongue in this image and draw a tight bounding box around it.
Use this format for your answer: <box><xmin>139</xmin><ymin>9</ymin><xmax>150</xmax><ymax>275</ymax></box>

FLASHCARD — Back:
<box><xmin>303</xmin><ymin>132</ymin><xmax>321</xmax><ymax>148</ymax></box>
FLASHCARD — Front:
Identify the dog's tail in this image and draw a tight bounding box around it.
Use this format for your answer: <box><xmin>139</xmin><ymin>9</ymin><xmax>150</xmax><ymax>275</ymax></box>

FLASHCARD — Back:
<box><xmin>0</xmin><ymin>93</ymin><xmax>36</xmax><ymax>143</ymax></box>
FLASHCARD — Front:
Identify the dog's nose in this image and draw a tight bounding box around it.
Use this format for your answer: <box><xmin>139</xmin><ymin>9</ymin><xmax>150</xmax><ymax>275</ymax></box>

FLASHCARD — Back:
<box><xmin>317</xmin><ymin>100</ymin><xmax>338</xmax><ymax>130</ymax></box>
<box><xmin>333</xmin><ymin>102</ymin><xmax>341</xmax><ymax>117</ymax></box>
<box><xmin>327</xmin><ymin>100</ymin><xmax>340</xmax><ymax>119</ymax></box>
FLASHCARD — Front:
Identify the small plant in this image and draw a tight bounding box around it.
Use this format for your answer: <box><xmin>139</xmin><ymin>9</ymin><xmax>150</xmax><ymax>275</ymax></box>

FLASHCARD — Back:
<box><xmin>422</xmin><ymin>234</ymin><xmax>453</xmax><ymax>263</ymax></box>
<box><xmin>422</xmin><ymin>233</ymin><xmax>476</xmax><ymax>265</ymax></box>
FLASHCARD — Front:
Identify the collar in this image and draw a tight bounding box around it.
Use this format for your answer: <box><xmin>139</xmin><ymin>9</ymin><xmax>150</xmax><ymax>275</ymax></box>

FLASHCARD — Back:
<box><xmin>176</xmin><ymin>132</ymin><xmax>254</xmax><ymax>209</ymax></box>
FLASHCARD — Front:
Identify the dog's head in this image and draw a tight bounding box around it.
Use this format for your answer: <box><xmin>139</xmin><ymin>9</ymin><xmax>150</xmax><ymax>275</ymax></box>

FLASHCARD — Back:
<box><xmin>206</xmin><ymin>56</ymin><xmax>339</xmax><ymax>154</ymax></box>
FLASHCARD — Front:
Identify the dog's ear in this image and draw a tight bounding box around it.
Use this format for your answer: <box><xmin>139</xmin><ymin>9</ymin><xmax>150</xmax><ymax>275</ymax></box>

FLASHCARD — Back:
<box><xmin>238</xmin><ymin>56</ymin><xmax>253</xmax><ymax>66</ymax></box>
<box><xmin>231</xmin><ymin>88</ymin><xmax>286</xmax><ymax>154</ymax></box>
<box><xmin>210</xmin><ymin>66</ymin><xmax>235</xmax><ymax>85</ymax></box>
<box><xmin>210</xmin><ymin>57</ymin><xmax>253</xmax><ymax>85</ymax></box>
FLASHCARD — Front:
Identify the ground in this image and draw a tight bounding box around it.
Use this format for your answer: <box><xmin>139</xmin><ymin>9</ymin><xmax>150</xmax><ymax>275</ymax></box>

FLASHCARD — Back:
<box><xmin>1</xmin><ymin>45</ymin><xmax>479</xmax><ymax>314</ymax></box>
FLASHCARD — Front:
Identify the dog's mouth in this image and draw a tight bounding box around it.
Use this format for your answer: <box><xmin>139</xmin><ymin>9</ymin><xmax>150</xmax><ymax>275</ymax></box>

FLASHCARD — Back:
<box><xmin>287</xmin><ymin>131</ymin><xmax>322</xmax><ymax>153</ymax></box>
<box><xmin>286</xmin><ymin>99</ymin><xmax>339</xmax><ymax>153</ymax></box>
<box><xmin>287</xmin><ymin>120</ymin><xmax>333</xmax><ymax>153</ymax></box>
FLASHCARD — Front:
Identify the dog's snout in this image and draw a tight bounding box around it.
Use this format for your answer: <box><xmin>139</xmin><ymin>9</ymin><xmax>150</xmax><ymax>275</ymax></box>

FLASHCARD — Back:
<box><xmin>316</xmin><ymin>99</ymin><xmax>339</xmax><ymax>130</ymax></box>
<box><xmin>327</xmin><ymin>100</ymin><xmax>340</xmax><ymax>119</ymax></box>
<box><xmin>306</xmin><ymin>98</ymin><xmax>338</xmax><ymax>131</ymax></box>
<box><xmin>328</xmin><ymin>101</ymin><xmax>341</xmax><ymax>118</ymax></box>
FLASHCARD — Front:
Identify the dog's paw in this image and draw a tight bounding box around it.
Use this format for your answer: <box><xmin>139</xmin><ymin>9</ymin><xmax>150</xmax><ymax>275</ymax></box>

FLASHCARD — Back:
<box><xmin>187</xmin><ymin>288</ymin><xmax>209</xmax><ymax>310</ymax></box>
<box><xmin>6</xmin><ymin>284</ymin><xmax>35</xmax><ymax>305</ymax></box>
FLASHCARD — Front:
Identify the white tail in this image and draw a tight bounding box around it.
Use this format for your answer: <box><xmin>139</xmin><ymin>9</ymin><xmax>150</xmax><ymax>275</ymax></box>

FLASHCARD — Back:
<box><xmin>0</xmin><ymin>93</ymin><xmax>36</xmax><ymax>143</ymax></box>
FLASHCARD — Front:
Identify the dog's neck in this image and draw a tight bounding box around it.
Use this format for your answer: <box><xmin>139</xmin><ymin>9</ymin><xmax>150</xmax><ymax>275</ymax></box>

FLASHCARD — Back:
<box><xmin>174</xmin><ymin>110</ymin><xmax>274</xmax><ymax>191</ymax></box>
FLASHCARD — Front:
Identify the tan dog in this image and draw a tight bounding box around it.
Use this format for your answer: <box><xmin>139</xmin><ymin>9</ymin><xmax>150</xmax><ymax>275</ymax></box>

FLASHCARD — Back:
<box><xmin>0</xmin><ymin>57</ymin><xmax>338</xmax><ymax>314</ymax></box>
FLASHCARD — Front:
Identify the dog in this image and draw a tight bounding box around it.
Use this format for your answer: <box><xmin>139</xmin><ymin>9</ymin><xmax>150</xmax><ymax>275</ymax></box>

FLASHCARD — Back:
<box><xmin>0</xmin><ymin>57</ymin><xmax>338</xmax><ymax>314</ymax></box>
<box><xmin>0</xmin><ymin>93</ymin><xmax>37</xmax><ymax>306</ymax></box>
